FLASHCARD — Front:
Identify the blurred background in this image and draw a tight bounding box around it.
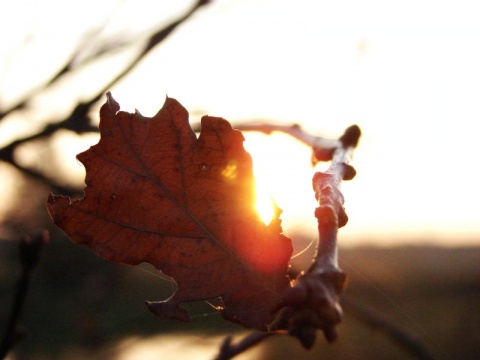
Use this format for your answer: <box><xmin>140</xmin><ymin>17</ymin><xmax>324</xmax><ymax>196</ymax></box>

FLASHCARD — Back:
<box><xmin>1</xmin><ymin>0</ymin><xmax>479</xmax><ymax>359</ymax></box>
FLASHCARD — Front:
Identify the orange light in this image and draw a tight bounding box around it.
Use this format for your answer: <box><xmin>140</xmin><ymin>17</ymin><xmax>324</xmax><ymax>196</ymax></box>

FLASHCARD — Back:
<box><xmin>255</xmin><ymin>194</ymin><xmax>275</xmax><ymax>225</ymax></box>
<box><xmin>221</xmin><ymin>161</ymin><xmax>238</xmax><ymax>181</ymax></box>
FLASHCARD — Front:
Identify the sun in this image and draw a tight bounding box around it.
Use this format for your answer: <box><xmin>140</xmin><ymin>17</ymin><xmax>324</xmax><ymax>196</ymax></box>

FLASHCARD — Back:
<box><xmin>255</xmin><ymin>186</ymin><xmax>275</xmax><ymax>225</ymax></box>
<box><xmin>243</xmin><ymin>132</ymin><xmax>317</xmax><ymax>227</ymax></box>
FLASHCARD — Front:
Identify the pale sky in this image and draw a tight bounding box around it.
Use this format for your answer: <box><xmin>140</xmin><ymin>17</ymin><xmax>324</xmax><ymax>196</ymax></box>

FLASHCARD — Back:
<box><xmin>1</xmin><ymin>0</ymin><xmax>480</xmax><ymax>246</ymax></box>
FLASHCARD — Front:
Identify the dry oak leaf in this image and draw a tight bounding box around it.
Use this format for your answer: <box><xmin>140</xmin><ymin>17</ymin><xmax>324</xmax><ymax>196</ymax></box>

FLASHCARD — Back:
<box><xmin>47</xmin><ymin>93</ymin><xmax>292</xmax><ymax>330</ymax></box>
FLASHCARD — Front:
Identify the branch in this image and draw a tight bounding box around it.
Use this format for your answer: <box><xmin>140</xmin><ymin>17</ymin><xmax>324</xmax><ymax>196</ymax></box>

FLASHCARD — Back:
<box><xmin>0</xmin><ymin>101</ymin><xmax>98</xmax><ymax>196</ymax></box>
<box><xmin>90</xmin><ymin>0</ymin><xmax>211</xmax><ymax>107</ymax></box>
<box><xmin>0</xmin><ymin>231</ymin><xmax>49</xmax><ymax>358</ymax></box>
<box><xmin>269</xmin><ymin>125</ymin><xmax>360</xmax><ymax>348</ymax></box>
<box><xmin>44</xmin><ymin>5</ymin><xmax>132</xmax><ymax>87</ymax></box>
<box><xmin>4</xmin><ymin>160</ymin><xmax>83</xmax><ymax>198</ymax></box>
<box><xmin>234</xmin><ymin>122</ymin><xmax>341</xmax><ymax>163</ymax></box>
<box><xmin>0</xmin><ymin>0</ymin><xmax>211</xmax><ymax>122</ymax></box>
<box><xmin>213</xmin><ymin>332</ymin><xmax>272</xmax><ymax>360</ymax></box>
<box><xmin>312</xmin><ymin>124</ymin><xmax>360</xmax><ymax>271</ymax></box>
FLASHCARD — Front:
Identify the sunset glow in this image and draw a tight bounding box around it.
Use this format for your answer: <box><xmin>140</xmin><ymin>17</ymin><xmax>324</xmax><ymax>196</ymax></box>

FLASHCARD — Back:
<box><xmin>1</xmin><ymin>0</ymin><xmax>480</xmax><ymax>246</ymax></box>
<box><xmin>255</xmin><ymin>191</ymin><xmax>275</xmax><ymax>225</ymax></box>
<box><xmin>1</xmin><ymin>2</ymin><xmax>479</xmax><ymax>360</ymax></box>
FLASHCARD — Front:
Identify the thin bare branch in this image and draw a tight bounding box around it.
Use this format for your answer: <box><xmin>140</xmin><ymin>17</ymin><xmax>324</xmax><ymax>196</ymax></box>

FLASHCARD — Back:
<box><xmin>235</xmin><ymin>123</ymin><xmax>341</xmax><ymax>163</ymax></box>
<box><xmin>94</xmin><ymin>0</ymin><xmax>210</xmax><ymax>104</ymax></box>
<box><xmin>0</xmin><ymin>101</ymin><xmax>98</xmax><ymax>195</ymax></box>
<box><xmin>0</xmin><ymin>0</ymin><xmax>210</xmax><ymax>122</ymax></box>
<box><xmin>213</xmin><ymin>332</ymin><xmax>272</xmax><ymax>360</ymax></box>
<box><xmin>0</xmin><ymin>231</ymin><xmax>49</xmax><ymax>358</ymax></box>
<box><xmin>4</xmin><ymin>160</ymin><xmax>83</xmax><ymax>198</ymax></box>
<box><xmin>45</xmin><ymin>1</ymin><xmax>127</xmax><ymax>86</ymax></box>
<box><xmin>311</xmin><ymin>125</ymin><xmax>360</xmax><ymax>271</ymax></box>
<box><xmin>236</xmin><ymin>123</ymin><xmax>339</xmax><ymax>150</ymax></box>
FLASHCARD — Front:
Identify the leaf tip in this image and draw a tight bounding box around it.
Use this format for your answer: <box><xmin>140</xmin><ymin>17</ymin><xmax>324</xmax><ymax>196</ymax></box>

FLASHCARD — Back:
<box><xmin>163</xmin><ymin>94</ymin><xmax>171</xmax><ymax>105</ymax></box>
<box><xmin>105</xmin><ymin>91</ymin><xmax>120</xmax><ymax>114</ymax></box>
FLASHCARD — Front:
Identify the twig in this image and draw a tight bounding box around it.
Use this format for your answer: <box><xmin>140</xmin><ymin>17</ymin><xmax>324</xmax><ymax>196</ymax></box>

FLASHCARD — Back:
<box><xmin>311</xmin><ymin>125</ymin><xmax>360</xmax><ymax>272</ymax></box>
<box><xmin>4</xmin><ymin>161</ymin><xmax>83</xmax><ymax>198</ymax></box>
<box><xmin>235</xmin><ymin>123</ymin><xmax>340</xmax><ymax>161</ymax></box>
<box><xmin>267</xmin><ymin>125</ymin><xmax>360</xmax><ymax>348</ymax></box>
<box><xmin>92</xmin><ymin>0</ymin><xmax>211</xmax><ymax>106</ymax></box>
<box><xmin>0</xmin><ymin>101</ymin><xmax>98</xmax><ymax>196</ymax></box>
<box><xmin>0</xmin><ymin>1</ymin><xmax>210</xmax><ymax>122</ymax></box>
<box><xmin>342</xmin><ymin>297</ymin><xmax>436</xmax><ymax>360</ymax></box>
<box><xmin>0</xmin><ymin>15</ymin><xmax>115</xmax><ymax>121</ymax></box>
<box><xmin>213</xmin><ymin>332</ymin><xmax>272</xmax><ymax>360</ymax></box>
<box><xmin>0</xmin><ymin>231</ymin><xmax>49</xmax><ymax>359</ymax></box>
<box><xmin>44</xmin><ymin>3</ymin><xmax>127</xmax><ymax>87</ymax></box>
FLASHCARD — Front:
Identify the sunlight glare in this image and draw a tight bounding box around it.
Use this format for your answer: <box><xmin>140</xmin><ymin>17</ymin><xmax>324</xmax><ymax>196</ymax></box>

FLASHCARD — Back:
<box><xmin>243</xmin><ymin>132</ymin><xmax>316</xmax><ymax>231</ymax></box>
<box><xmin>221</xmin><ymin>160</ymin><xmax>238</xmax><ymax>181</ymax></box>
<box><xmin>255</xmin><ymin>191</ymin><xmax>275</xmax><ymax>225</ymax></box>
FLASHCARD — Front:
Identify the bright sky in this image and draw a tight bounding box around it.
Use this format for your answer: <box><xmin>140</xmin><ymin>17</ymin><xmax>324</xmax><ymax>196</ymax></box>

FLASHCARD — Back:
<box><xmin>1</xmin><ymin>0</ymin><xmax>480</xmax><ymax>246</ymax></box>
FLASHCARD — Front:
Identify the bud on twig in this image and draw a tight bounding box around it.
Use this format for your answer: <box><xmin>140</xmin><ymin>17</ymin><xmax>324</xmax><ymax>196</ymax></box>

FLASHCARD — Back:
<box><xmin>270</xmin><ymin>125</ymin><xmax>360</xmax><ymax>348</ymax></box>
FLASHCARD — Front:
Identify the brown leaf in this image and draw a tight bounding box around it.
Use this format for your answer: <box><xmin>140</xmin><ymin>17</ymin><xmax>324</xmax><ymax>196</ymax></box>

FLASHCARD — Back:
<box><xmin>47</xmin><ymin>93</ymin><xmax>292</xmax><ymax>330</ymax></box>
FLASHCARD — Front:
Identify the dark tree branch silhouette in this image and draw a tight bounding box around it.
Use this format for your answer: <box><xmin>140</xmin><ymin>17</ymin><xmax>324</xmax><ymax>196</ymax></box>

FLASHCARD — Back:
<box><xmin>0</xmin><ymin>231</ymin><xmax>49</xmax><ymax>359</ymax></box>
